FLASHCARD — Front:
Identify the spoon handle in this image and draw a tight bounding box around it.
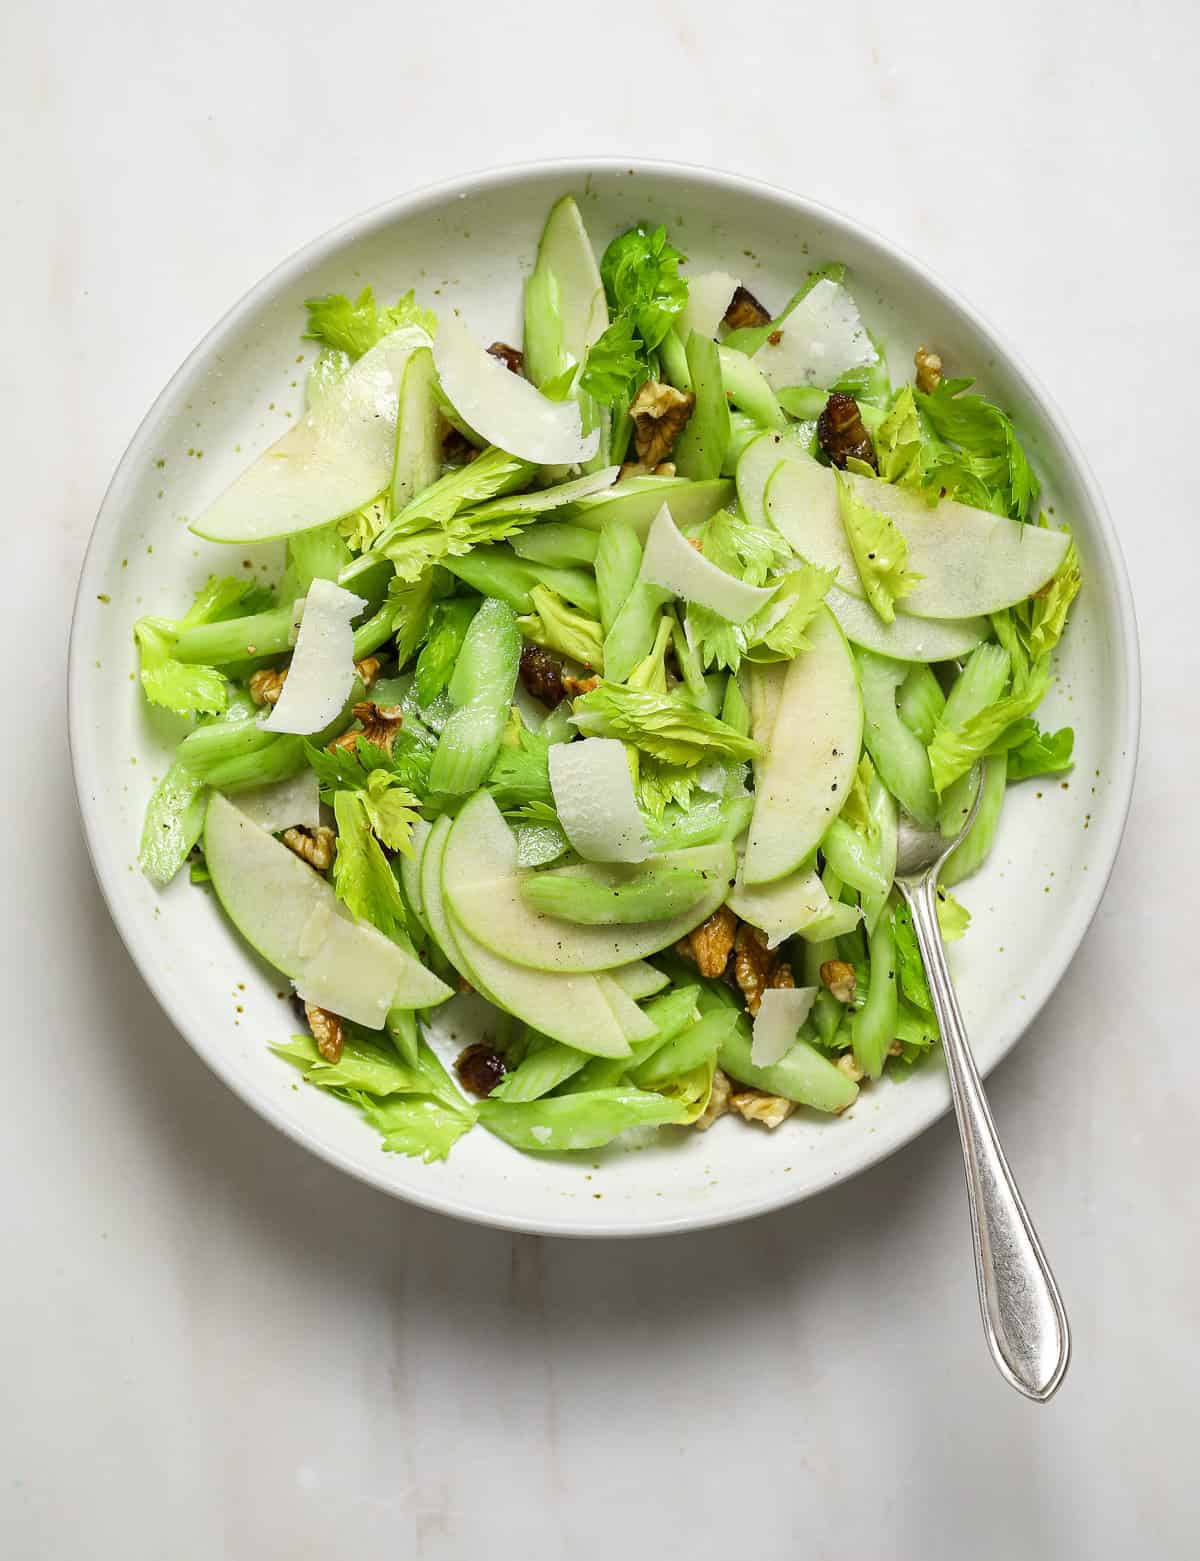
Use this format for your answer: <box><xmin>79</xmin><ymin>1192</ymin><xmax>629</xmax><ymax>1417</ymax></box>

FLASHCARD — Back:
<box><xmin>901</xmin><ymin>873</ymin><xmax>1071</xmax><ymax>1401</ymax></box>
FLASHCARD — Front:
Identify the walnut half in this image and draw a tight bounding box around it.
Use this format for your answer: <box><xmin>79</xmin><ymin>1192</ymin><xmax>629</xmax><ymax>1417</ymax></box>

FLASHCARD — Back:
<box><xmin>729</xmin><ymin>1089</ymin><xmax>796</xmax><ymax>1130</ymax></box>
<box><xmin>679</xmin><ymin>904</ymin><xmax>738</xmax><ymax>979</ymax></box>
<box><xmin>304</xmin><ymin>1002</ymin><xmax>344</xmax><ymax>1063</ymax></box>
<box><xmin>820</xmin><ymin>959</ymin><xmax>857</xmax><ymax>1005</ymax></box>
<box><xmin>629</xmin><ymin>380</ymin><xmax>695</xmax><ymax>467</ymax></box>
<box><xmin>249</xmin><ymin>666</ymin><xmax>287</xmax><ymax>706</ymax></box>
<box><xmin>694</xmin><ymin>1068</ymin><xmax>732</xmax><ymax>1131</ymax></box>
<box><xmin>914</xmin><ymin>346</ymin><xmax>943</xmax><ymax>394</ymax></box>
<box><xmin>283</xmin><ymin>825</ymin><xmax>336</xmax><ymax>871</ymax></box>
<box><xmin>328</xmin><ymin>701</ymin><xmax>405</xmax><ymax>755</ymax></box>
<box><xmin>734</xmin><ymin>923</ymin><xmax>794</xmax><ymax>1017</ymax></box>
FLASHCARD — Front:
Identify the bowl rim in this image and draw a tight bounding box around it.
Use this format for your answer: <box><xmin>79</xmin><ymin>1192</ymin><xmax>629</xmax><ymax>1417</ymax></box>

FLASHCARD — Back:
<box><xmin>68</xmin><ymin>156</ymin><xmax>1141</xmax><ymax>1238</ymax></box>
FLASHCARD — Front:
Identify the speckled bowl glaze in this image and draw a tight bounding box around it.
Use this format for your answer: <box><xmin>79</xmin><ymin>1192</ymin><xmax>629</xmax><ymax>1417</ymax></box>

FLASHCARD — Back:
<box><xmin>68</xmin><ymin>160</ymin><xmax>1139</xmax><ymax>1236</ymax></box>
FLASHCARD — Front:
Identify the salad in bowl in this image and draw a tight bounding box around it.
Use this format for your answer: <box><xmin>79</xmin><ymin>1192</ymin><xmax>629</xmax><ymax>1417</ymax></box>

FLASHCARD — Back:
<box><xmin>129</xmin><ymin>192</ymin><xmax>1080</xmax><ymax>1166</ymax></box>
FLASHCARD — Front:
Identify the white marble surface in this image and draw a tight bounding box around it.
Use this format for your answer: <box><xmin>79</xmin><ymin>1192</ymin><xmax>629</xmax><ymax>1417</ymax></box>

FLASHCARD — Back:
<box><xmin>3</xmin><ymin>1</ymin><xmax>1197</xmax><ymax>1555</ymax></box>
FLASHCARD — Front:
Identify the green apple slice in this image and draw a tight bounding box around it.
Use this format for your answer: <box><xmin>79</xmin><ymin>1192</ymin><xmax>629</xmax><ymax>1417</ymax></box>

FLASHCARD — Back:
<box><xmin>204</xmin><ymin>793</ymin><xmax>451</xmax><ymax>1025</ymax></box>
<box><xmin>735</xmin><ymin>430</ymin><xmax>814</xmax><ymax>530</ymax></box>
<box><xmin>400</xmin><ymin>818</ymin><xmax>433</xmax><ymax>938</ymax></box>
<box><xmin>827</xmin><ymin>584</ymin><xmax>987</xmax><ymax>662</ymax></box>
<box><xmin>727</xmin><ymin>860</ymin><xmax>831</xmax><ymax>948</ymax></box>
<box><xmin>764</xmin><ymin>457</ymin><xmax>1070</xmax><ymax>619</ymax></box>
<box><xmin>605</xmin><ymin>963</ymin><xmax>670</xmax><ymax>1001</ymax></box>
<box><xmin>443</xmin><ymin>793</ymin><xmax>735</xmax><ymax>972</ymax></box>
<box><xmin>420</xmin><ymin>810</ymin><xmax>631</xmax><ymax>1058</ymax></box>
<box><xmin>595</xmin><ymin>975</ymin><xmax>658</xmax><ymax>1044</ymax></box>
<box><xmin>743</xmin><ymin>606</ymin><xmax>862</xmax><ymax>886</ymax></box>
<box><xmin>529</xmin><ymin>194</ymin><xmax>607</xmax><ymax>365</ymax></box>
<box><xmin>190</xmin><ymin>327</ymin><xmax>430</xmax><ymax>543</ymax></box>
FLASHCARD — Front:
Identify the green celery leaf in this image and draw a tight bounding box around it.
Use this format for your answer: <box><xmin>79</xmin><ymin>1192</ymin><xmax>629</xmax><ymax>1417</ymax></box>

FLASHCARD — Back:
<box><xmin>331</xmin><ymin>791</ymin><xmax>410</xmax><ymax>941</ymax></box>
<box><xmin>303</xmin><ymin>286</ymin><xmax>437</xmax><ymax>359</ymax></box>
<box><xmin>741</xmin><ymin>563</ymin><xmax>837</xmax><ymax>661</ymax></box>
<box><xmin>936</xmin><ymin>888</ymin><xmax>970</xmax><ymax>942</ymax></box>
<box><xmin>927</xmin><ymin>656</ymin><xmax>1052</xmax><ymax>793</ymax></box>
<box><xmin>571</xmin><ymin>683</ymin><xmax>761</xmax><ymax>767</ymax></box>
<box><xmin>415</xmin><ymin>598</ymin><xmax>478</xmax><ymax>705</ymax></box>
<box><xmin>347</xmin><ymin>1090</ymin><xmax>477</xmax><ymax>1162</ymax></box>
<box><xmin>891</xmin><ymin>903</ymin><xmax>933</xmax><ymax>1013</ymax></box>
<box><xmin>486</xmin><ymin>721</ymin><xmax>554</xmax><ymax>810</ymax></box>
<box><xmin>835</xmin><ymin>471</ymin><xmax>921</xmax><ymax>624</ymax></box>
<box><xmin>362</xmin><ymin>770</ymin><xmax>421</xmax><ymax>854</ymax></box>
<box><xmin>580</xmin><ymin>313</ymin><xmax>648</xmax><ymax>405</ymax></box>
<box><xmin>1006</xmin><ymin>723</ymin><xmax>1074</xmax><ymax>781</ymax></box>
<box><xmin>517</xmin><ymin>585</ymin><xmax>605</xmax><ymax>670</ymax></box>
<box><xmin>916</xmin><ymin>377</ymin><xmax>1040</xmax><ymax>522</ymax></box>
<box><xmin>1022</xmin><ymin>538</ymin><xmax>1081</xmax><ymax>659</ymax></box>
<box><xmin>599</xmin><ymin>224</ymin><xmax>689</xmax><ymax>350</ymax></box>
<box><xmin>875</xmin><ymin>386</ymin><xmax>924</xmax><ymax>485</ymax></box>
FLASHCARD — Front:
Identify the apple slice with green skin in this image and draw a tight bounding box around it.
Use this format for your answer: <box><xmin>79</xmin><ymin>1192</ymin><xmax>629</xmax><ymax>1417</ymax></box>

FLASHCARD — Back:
<box><xmin>529</xmin><ymin>194</ymin><xmax>607</xmax><ymax>367</ymax></box>
<box><xmin>827</xmin><ymin>584</ymin><xmax>987</xmax><ymax>663</ymax></box>
<box><xmin>400</xmin><ymin>818</ymin><xmax>432</xmax><ymax>938</ymax></box>
<box><xmin>190</xmin><ymin>327</ymin><xmax>431</xmax><ymax>543</ymax></box>
<box><xmin>204</xmin><ymin>793</ymin><xmax>451</xmax><ymax>1026</ymax></box>
<box><xmin>390</xmin><ymin>345</ymin><xmax>441</xmax><ymax>511</ymax></box>
<box><xmin>727</xmin><ymin>860</ymin><xmax>831</xmax><ymax>948</ymax></box>
<box><xmin>420</xmin><ymin>811</ymin><xmax>632</xmax><ymax>1058</ymax></box>
<box><xmin>595</xmin><ymin>975</ymin><xmax>658</xmax><ymax>1044</ymax></box>
<box><xmin>443</xmin><ymin>793</ymin><xmax>735</xmax><ymax>972</ymax></box>
<box><xmin>735</xmin><ymin>430</ymin><xmax>814</xmax><ymax>530</ymax></box>
<box><xmin>764</xmin><ymin>457</ymin><xmax>1071</xmax><ymax>619</ymax></box>
<box><xmin>604</xmin><ymin>962</ymin><xmax>670</xmax><ymax>1001</ymax></box>
<box><xmin>743</xmin><ymin>606</ymin><xmax>863</xmax><ymax>886</ymax></box>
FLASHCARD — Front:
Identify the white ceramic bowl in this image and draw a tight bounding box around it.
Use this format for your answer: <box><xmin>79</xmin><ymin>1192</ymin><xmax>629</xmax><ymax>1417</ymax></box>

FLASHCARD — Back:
<box><xmin>68</xmin><ymin>160</ymin><xmax>1139</xmax><ymax>1237</ymax></box>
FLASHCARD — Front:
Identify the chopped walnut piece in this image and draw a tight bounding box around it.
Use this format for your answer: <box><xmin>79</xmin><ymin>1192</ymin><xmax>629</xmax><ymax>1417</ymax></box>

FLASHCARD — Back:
<box><xmin>304</xmin><ymin>1002</ymin><xmax>344</xmax><ymax>1063</ymax></box>
<box><xmin>820</xmin><ymin>959</ymin><xmax>857</xmax><ymax>1005</ymax></box>
<box><xmin>619</xmin><ymin>459</ymin><xmax>678</xmax><ymax>479</ymax></box>
<box><xmin>283</xmin><ymin>825</ymin><xmax>336</xmax><ymax>871</ymax></box>
<box><xmin>629</xmin><ymin>380</ymin><xmax>695</xmax><ymax>467</ymax></box>
<box><xmin>487</xmin><ymin>341</ymin><xmax>525</xmax><ymax>375</ymax></box>
<box><xmin>817</xmin><ymin>392</ymin><xmax>877</xmax><ymax>471</ymax></box>
<box><xmin>723</xmin><ymin>284</ymin><xmax>772</xmax><ymax>333</ymax></box>
<box><xmin>248</xmin><ymin>665</ymin><xmax>287</xmax><ymax>706</ymax></box>
<box><xmin>694</xmin><ymin>1068</ymin><xmax>732</xmax><ymax>1131</ymax></box>
<box><xmin>734</xmin><ymin>924</ymin><xmax>794</xmax><ymax>1016</ymax></box>
<box><xmin>767</xmin><ymin>328</ymin><xmax>783</xmax><ymax>347</ymax></box>
<box><xmin>519</xmin><ymin>643</ymin><xmax>566</xmax><ymax>708</ymax></box>
<box><xmin>455</xmin><ymin>1042</ymin><xmax>507</xmax><ymax>1097</ymax></box>
<box><xmin>729</xmin><ymin>1088</ymin><xmax>796</xmax><ymax>1130</ymax></box>
<box><xmin>354</xmin><ymin>656</ymin><xmax>382</xmax><ymax>691</ymax></box>
<box><xmin>887</xmin><ymin>1039</ymin><xmax>903</xmax><ymax>1057</ymax></box>
<box><xmin>836</xmin><ymin>1052</ymin><xmax>864</xmax><ymax>1083</ymax></box>
<box><xmin>328</xmin><ymin>701</ymin><xmax>405</xmax><ymax>755</ymax></box>
<box><xmin>562</xmin><ymin>673</ymin><xmax>600</xmax><ymax>697</ymax></box>
<box><xmin>914</xmin><ymin>346</ymin><xmax>943</xmax><ymax>394</ymax></box>
<box><xmin>680</xmin><ymin>904</ymin><xmax>738</xmax><ymax>979</ymax></box>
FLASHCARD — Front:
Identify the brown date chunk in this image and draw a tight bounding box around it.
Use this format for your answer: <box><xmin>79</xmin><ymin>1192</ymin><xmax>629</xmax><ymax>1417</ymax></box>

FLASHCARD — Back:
<box><xmin>817</xmin><ymin>392</ymin><xmax>877</xmax><ymax>472</ymax></box>
<box><xmin>519</xmin><ymin>643</ymin><xmax>567</xmax><ymax>708</ymax></box>
<box><xmin>487</xmin><ymin>341</ymin><xmax>525</xmax><ymax>375</ymax></box>
<box><xmin>455</xmin><ymin>1043</ymin><xmax>507</xmax><ymax>1097</ymax></box>
<box><xmin>723</xmin><ymin>285</ymin><xmax>772</xmax><ymax>332</ymax></box>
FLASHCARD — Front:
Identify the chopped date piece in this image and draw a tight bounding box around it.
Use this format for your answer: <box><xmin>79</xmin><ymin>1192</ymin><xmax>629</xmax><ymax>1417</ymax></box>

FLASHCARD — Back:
<box><xmin>455</xmin><ymin>1042</ymin><xmax>507</xmax><ymax>1097</ymax></box>
<box><xmin>519</xmin><ymin>643</ymin><xmax>567</xmax><ymax>708</ymax></box>
<box><xmin>723</xmin><ymin>284</ymin><xmax>772</xmax><ymax>332</ymax></box>
<box><xmin>817</xmin><ymin>392</ymin><xmax>877</xmax><ymax>472</ymax></box>
<box><xmin>487</xmin><ymin>341</ymin><xmax>525</xmax><ymax>376</ymax></box>
<box><xmin>442</xmin><ymin>427</ymin><xmax>479</xmax><ymax>465</ymax></box>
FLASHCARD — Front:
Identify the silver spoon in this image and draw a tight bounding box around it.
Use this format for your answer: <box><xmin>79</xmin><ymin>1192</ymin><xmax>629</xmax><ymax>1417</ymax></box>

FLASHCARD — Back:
<box><xmin>894</xmin><ymin>776</ymin><xmax>1071</xmax><ymax>1401</ymax></box>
